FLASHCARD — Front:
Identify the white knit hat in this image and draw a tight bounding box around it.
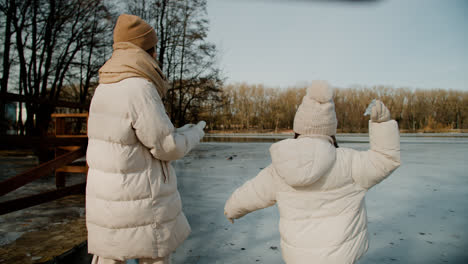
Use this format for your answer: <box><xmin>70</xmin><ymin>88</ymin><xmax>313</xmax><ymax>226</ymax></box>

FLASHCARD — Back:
<box><xmin>293</xmin><ymin>80</ymin><xmax>337</xmax><ymax>136</ymax></box>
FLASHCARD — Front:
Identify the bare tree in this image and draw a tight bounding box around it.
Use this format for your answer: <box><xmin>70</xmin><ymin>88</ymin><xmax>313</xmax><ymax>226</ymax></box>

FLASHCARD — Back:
<box><xmin>0</xmin><ymin>0</ymin><xmax>114</xmax><ymax>136</ymax></box>
<box><xmin>211</xmin><ymin>84</ymin><xmax>468</xmax><ymax>133</ymax></box>
<box><xmin>126</xmin><ymin>0</ymin><xmax>223</xmax><ymax>126</ymax></box>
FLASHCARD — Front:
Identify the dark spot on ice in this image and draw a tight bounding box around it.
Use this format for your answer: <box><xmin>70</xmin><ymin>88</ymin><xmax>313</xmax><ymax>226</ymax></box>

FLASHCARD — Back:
<box><xmin>259</xmin><ymin>168</ymin><xmax>264</xmax><ymax>170</ymax></box>
<box><xmin>419</xmin><ymin>232</ymin><xmax>426</xmax><ymax>235</ymax></box>
<box><xmin>256</xmin><ymin>260</ymin><xmax>260</xmax><ymax>262</ymax></box>
<box><xmin>189</xmin><ymin>249</ymin><xmax>192</xmax><ymax>252</ymax></box>
<box><xmin>433</xmin><ymin>189</ymin><xmax>437</xmax><ymax>191</ymax></box>
<box><xmin>241</xmin><ymin>248</ymin><xmax>245</xmax><ymax>250</ymax></box>
<box><xmin>270</xmin><ymin>246</ymin><xmax>278</xmax><ymax>250</ymax></box>
<box><xmin>233</xmin><ymin>155</ymin><xmax>237</xmax><ymax>157</ymax></box>
<box><xmin>449</xmin><ymin>209</ymin><xmax>455</xmax><ymax>213</ymax></box>
<box><xmin>225</xmin><ymin>228</ymin><xmax>228</xmax><ymax>230</ymax></box>
<box><xmin>374</xmin><ymin>233</ymin><xmax>377</xmax><ymax>236</ymax></box>
<box><xmin>408</xmin><ymin>213</ymin><xmax>416</xmax><ymax>217</ymax></box>
<box><xmin>400</xmin><ymin>238</ymin><xmax>404</xmax><ymax>240</ymax></box>
<box><xmin>389</xmin><ymin>242</ymin><xmax>394</xmax><ymax>245</ymax></box>
<box><xmin>210</xmin><ymin>222</ymin><xmax>214</xmax><ymax>225</ymax></box>
<box><xmin>390</xmin><ymin>258</ymin><xmax>397</xmax><ymax>261</ymax></box>
<box><xmin>426</xmin><ymin>241</ymin><xmax>433</xmax><ymax>244</ymax></box>
<box><xmin>210</xmin><ymin>167</ymin><xmax>214</xmax><ymax>168</ymax></box>
<box><xmin>227</xmin><ymin>156</ymin><xmax>233</xmax><ymax>160</ymax></box>
<box><xmin>230</xmin><ymin>243</ymin><xmax>235</xmax><ymax>246</ymax></box>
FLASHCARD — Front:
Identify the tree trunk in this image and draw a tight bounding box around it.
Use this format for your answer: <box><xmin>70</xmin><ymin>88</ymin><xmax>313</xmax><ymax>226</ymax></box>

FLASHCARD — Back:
<box><xmin>177</xmin><ymin>5</ymin><xmax>188</xmax><ymax>127</ymax></box>
<box><xmin>0</xmin><ymin>0</ymin><xmax>13</xmax><ymax>134</ymax></box>
<box><xmin>157</xmin><ymin>0</ymin><xmax>168</xmax><ymax>70</ymax></box>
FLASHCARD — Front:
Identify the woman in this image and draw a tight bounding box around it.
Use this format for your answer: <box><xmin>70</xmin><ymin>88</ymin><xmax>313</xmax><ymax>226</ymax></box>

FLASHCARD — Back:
<box><xmin>86</xmin><ymin>14</ymin><xmax>205</xmax><ymax>264</ymax></box>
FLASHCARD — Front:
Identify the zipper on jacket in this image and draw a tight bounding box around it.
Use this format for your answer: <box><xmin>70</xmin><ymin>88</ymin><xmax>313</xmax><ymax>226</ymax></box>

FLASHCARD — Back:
<box><xmin>160</xmin><ymin>160</ymin><xmax>168</xmax><ymax>183</ymax></box>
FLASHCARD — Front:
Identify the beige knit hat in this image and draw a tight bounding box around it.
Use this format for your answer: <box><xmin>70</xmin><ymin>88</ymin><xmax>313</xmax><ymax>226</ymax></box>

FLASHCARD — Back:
<box><xmin>113</xmin><ymin>14</ymin><xmax>158</xmax><ymax>51</ymax></box>
<box><xmin>293</xmin><ymin>80</ymin><xmax>337</xmax><ymax>136</ymax></box>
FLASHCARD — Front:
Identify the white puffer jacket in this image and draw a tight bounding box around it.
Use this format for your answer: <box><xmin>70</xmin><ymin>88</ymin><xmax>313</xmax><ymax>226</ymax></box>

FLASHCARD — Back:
<box><xmin>86</xmin><ymin>77</ymin><xmax>204</xmax><ymax>260</ymax></box>
<box><xmin>225</xmin><ymin>120</ymin><xmax>400</xmax><ymax>264</ymax></box>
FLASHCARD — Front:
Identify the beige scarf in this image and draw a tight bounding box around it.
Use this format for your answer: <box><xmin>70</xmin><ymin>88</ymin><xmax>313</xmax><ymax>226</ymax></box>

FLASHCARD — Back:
<box><xmin>99</xmin><ymin>42</ymin><xmax>169</xmax><ymax>98</ymax></box>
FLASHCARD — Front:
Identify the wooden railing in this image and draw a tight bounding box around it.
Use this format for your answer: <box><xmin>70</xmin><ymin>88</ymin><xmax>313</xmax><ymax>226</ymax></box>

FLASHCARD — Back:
<box><xmin>52</xmin><ymin>113</ymin><xmax>89</xmax><ymax>188</ymax></box>
<box><xmin>0</xmin><ymin>113</ymin><xmax>88</xmax><ymax>215</ymax></box>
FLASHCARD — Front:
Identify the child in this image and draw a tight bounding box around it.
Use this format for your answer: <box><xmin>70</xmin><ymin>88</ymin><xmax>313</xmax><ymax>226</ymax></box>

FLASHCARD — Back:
<box><xmin>224</xmin><ymin>81</ymin><xmax>400</xmax><ymax>264</ymax></box>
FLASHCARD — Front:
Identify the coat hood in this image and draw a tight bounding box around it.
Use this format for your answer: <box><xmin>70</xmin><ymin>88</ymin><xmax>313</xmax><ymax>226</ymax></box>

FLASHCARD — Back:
<box><xmin>270</xmin><ymin>137</ymin><xmax>336</xmax><ymax>187</ymax></box>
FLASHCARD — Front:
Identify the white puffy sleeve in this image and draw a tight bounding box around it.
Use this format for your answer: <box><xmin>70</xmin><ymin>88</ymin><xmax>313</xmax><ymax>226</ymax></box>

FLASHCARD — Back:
<box><xmin>130</xmin><ymin>80</ymin><xmax>204</xmax><ymax>161</ymax></box>
<box><xmin>224</xmin><ymin>165</ymin><xmax>278</xmax><ymax>220</ymax></box>
<box><xmin>350</xmin><ymin>120</ymin><xmax>401</xmax><ymax>189</ymax></box>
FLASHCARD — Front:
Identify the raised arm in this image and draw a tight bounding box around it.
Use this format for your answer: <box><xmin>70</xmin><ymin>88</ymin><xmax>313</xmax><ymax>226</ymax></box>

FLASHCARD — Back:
<box><xmin>351</xmin><ymin>100</ymin><xmax>401</xmax><ymax>189</ymax></box>
<box><xmin>131</xmin><ymin>80</ymin><xmax>205</xmax><ymax>161</ymax></box>
<box><xmin>224</xmin><ymin>165</ymin><xmax>278</xmax><ymax>221</ymax></box>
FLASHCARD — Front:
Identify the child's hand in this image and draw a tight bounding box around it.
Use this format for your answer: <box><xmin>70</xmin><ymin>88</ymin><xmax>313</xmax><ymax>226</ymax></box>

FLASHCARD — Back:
<box><xmin>224</xmin><ymin>211</ymin><xmax>234</xmax><ymax>224</ymax></box>
<box><xmin>370</xmin><ymin>100</ymin><xmax>391</xmax><ymax>123</ymax></box>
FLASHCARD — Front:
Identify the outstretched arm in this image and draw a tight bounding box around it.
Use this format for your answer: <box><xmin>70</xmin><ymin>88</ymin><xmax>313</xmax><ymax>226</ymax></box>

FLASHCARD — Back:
<box><xmin>131</xmin><ymin>81</ymin><xmax>205</xmax><ymax>161</ymax></box>
<box><xmin>224</xmin><ymin>165</ymin><xmax>278</xmax><ymax>222</ymax></box>
<box><xmin>150</xmin><ymin>122</ymin><xmax>205</xmax><ymax>161</ymax></box>
<box><xmin>351</xmin><ymin>100</ymin><xmax>401</xmax><ymax>189</ymax></box>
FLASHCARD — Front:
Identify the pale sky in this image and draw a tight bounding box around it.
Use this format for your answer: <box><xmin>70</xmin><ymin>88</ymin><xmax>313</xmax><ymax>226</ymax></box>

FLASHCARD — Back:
<box><xmin>206</xmin><ymin>0</ymin><xmax>468</xmax><ymax>90</ymax></box>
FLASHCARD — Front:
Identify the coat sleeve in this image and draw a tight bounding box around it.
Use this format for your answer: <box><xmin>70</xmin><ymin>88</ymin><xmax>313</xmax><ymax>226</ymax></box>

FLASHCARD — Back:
<box><xmin>350</xmin><ymin>120</ymin><xmax>401</xmax><ymax>189</ymax></box>
<box><xmin>131</xmin><ymin>81</ymin><xmax>204</xmax><ymax>161</ymax></box>
<box><xmin>224</xmin><ymin>165</ymin><xmax>278</xmax><ymax>220</ymax></box>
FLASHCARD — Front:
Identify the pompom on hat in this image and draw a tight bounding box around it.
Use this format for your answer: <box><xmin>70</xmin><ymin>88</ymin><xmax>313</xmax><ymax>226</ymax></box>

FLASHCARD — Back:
<box><xmin>293</xmin><ymin>80</ymin><xmax>337</xmax><ymax>136</ymax></box>
<box><xmin>113</xmin><ymin>14</ymin><xmax>158</xmax><ymax>51</ymax></box>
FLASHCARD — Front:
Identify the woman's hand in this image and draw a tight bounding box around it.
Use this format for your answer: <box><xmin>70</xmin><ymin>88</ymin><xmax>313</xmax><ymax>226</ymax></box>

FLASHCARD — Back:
<box><xmin>196</xmin><ymin>121</ymin><xmax>206</xmax><ymax>130</ymax></box>
<box><xmin>176</xmin><ymin>124</ymin><xmax>194</xmax><ymax>132</ymax></box>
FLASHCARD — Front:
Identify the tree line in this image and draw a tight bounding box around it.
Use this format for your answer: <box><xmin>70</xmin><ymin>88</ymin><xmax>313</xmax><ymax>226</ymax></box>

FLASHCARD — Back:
<box><xmin>201</xmin><ymin>83</ymin><xmax>468</xmax><ymax>133</ymax></box>
<box><xmin>1</xmin><ymin>0</ymin><xmax>466</xmax><ymax>136</ymax></box>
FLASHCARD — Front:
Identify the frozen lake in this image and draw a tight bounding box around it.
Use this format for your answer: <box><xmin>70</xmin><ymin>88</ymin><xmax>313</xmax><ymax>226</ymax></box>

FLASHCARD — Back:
<box><xmin>2</xmin><ymin>135</ymin><xmax>466</xmax><ymax>263</ymax></box>
<box><xmin>170</xmin><ymin>135</ymin><xmax>468</xmax><ymax>264</ymax></box>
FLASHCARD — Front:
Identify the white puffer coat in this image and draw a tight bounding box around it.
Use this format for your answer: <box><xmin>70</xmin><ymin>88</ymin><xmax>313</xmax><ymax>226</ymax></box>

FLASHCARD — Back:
<box><xmin>86</xmin><ymin>77</ymin><xmax>204</xmax><ymax>260</ymax></box>
<box><xmin>225</xmin><ymin>120</ymin><xmax>400</xmax><ymax>264</ymax></box>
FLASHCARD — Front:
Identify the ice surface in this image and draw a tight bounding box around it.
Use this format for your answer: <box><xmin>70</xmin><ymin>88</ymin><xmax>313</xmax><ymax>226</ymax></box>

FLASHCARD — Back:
<box><xmin>168</xmin><ymin>136</ymin><xmax>468</xmax><ymax>264</ymax></box>
<box><xmin>2</xmin><ymin>136</ymin><xmax>467</xmax><ymax>263</ymax></box>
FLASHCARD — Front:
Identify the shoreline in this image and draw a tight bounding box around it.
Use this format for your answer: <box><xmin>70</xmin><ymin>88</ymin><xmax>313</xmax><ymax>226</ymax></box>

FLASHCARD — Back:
<box><xmin>205</xmin><ymin>132</ymin><xmax>468</xmax><ymax>137</ymax></box>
